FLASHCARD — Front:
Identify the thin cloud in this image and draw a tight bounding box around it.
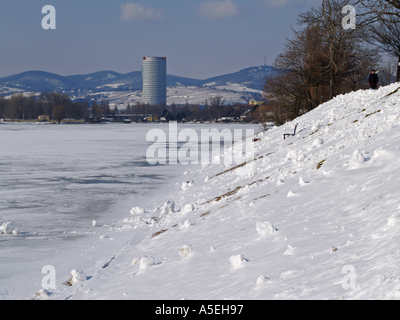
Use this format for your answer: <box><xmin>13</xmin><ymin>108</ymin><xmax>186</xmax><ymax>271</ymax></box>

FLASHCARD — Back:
<box><xmin>198</xmin><ymin>0</ymin><xmax>240</xmax><ymax>19</ymax></box>
<box><xmin>120</xmin><ymin>3</ymin><xmax>166</xmax><ymax>22</ymax></box>
<box><xmin>264</xmin><ymin>0</ymin><xmax>290</xmax><ymax>7</ymax></box>
<box><xmin>263</xmin><ymin>0</ymin><xmax>320</xmax><ymax>8</ymax></box>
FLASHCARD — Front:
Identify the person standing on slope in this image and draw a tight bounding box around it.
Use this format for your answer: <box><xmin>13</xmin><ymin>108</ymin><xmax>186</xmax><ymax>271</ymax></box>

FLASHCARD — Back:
<box><xmin>369</xmin><ymin>70</ymin><xmax>379</xmax><ymax>90</ymax></box>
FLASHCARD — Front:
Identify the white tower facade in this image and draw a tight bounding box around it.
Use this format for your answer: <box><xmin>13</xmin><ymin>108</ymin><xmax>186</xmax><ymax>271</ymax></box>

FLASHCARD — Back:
<box><xmin>142</xmin><ymin>57</ymin><xmax>167</xmax><ymax>105</ymax></box>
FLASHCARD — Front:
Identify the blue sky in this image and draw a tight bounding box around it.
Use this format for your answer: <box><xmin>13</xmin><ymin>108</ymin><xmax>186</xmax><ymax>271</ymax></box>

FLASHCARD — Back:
<box><xmin>0</xmin><ymin>0</ymin><xmax>321</xmax><ymax>79</ymax></box>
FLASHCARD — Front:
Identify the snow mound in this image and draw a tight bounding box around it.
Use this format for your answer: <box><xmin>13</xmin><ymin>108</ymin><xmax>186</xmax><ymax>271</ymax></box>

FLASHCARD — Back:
<box><xmin>312</xmin><ymin>138</ymin><xmax>324</xmax><ymax>148</ymax></box>
<box><xmin>33</xmin><ymin>289</ymin><xmax>51</xmax><ymax>300</ymax></box>
<box><xmin>181</xmin><ymin>204</ymin><xmax>195</xmax><ymax>214</ymax></box>
<box><xmin>255</xmin><ymin>275</ymin><xmax>269</xmax><ymax>287</ymax></box>
<box><xmin>349</xmin><ymin>149</ymin><xmax>365</xmax><ymax>169</ymax></box>
<box><xmin>387</xmin><ymin>213</ymin><xmax>400</xmax><ymax>228</ymax></box>
<box><xmin>229</xmin><ymin>254</ymin><xmax>248</xmax><ymax>270</ymax></box>
<box><xmin>0</xmin><ymin>221</ymin><xmax>15</xmax><ymax>234</ymax></box>
<box><xmin>299</xmin><ymin>177</ymin><xmax>307</xmax><ymax>186</ymax></box>
<box><xmin>387</xmin><ymin>288</ymin><xmax>400</xmax><ymax>300</ymax></box>
<box><xmin>285</xmin><ymin>149</ymin><xmax>306</xmax><ymax>163</ymax></box>
<box><xmin>69</xmin><ymin>269</ymin><xmax>87</xmax><ymax>285</ymax></box>
<box><xmin>159</xmin><ymin>200</ymin><xmax>175</xmax><ymax>219</ymax></box>
<box><xmin>179</xmin><ymin>220</ymin><xmax>192</xmax><ymax>229</ymax></box>
<box><xmin>287</xmin><ymin>191</ymin><xmax>296</xmax><ymax>197</ymax></box>
<box><xmin>130</xmin><ymin>207</ymin><xmax>145</xmax><ymax>215</ymax></box>
<box><xmin>139</xmin><ymin>256</ymin><xmax>155</xmax><ymax>271</ymax></box>
<box><xmin>284</xmin><ymin>245</ymin><xmax>295</xmax><ymax>255</ymax></box>
<box><xmin>256</xmin><ymin>221</ymin><xmax>276</xmax><ymax>237</ymax></box>
<box><xmin>2</xmin><ymin>222</ymin><xmax>13</xmax><ymax>234</ymax></box>
<box><xmin>179</xmin><ymin>245</ymin><xmax>192</xmax><ymax>260</ymax></box>
<box><xmin>181</xmin><ymin>181</ymin><xmax>194</xmax><ymax>191</ymax></box>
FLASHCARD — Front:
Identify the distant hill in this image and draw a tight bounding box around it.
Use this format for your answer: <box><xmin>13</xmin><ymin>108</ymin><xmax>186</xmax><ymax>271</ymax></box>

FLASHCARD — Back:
<box><xmin>0</xmin><ymin>65</ymin><xmax>277</xmax><ymax>94</ymax></box>
<box><xmin>200</xmin><ymin>65</ymin><xmax>277</xmax><ymax>90</ymax></box>
<box><xmin>0</xmin><ymin>71</ymin><xmax>77</xmax><ymax>92</ymax></box>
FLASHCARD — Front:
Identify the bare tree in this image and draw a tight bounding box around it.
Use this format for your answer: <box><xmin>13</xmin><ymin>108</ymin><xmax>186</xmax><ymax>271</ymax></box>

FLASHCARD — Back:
<box><xmin>379</xmin><ymin>58</ymin><xmax>397</xmax><ymax>85</ymax></box>
<box><xmin>7</xmin><ymin>94</ymin><xmax>24</xmax><ymax>122</ymax></box>
<box><xmin>52</xmin><ymin>105</ymin><xmax>66</xmax><ymax>124</ymax></box>
<box><xmin>91</xmin><ymin>103</ymin><xmax>103</xmax><ymax>122</ymax></box>
<box><xmin>208</xmin><ymin>95</ymin><xmax>225</xmax><ymax>120</ymax></box>
<box><xmin>263</xmin><ymin>0</ymin><xmax>380</xmax><ymax>125</ymax></box>
<box><xmin>367</xmin><ymin>13</ymin><xmax>400</xmax><ymax>80</ymax></box>
<box><xmin>298</xmin><ymin>0</ymin><xmax>373</xmax><ymax>99</ymax></box>
<box><xmin>354</xmin><ymin>0</ymin><xmax>400</xmax><ymax>22</ymax></box>
<box><xmin>0</xmin><ymin>94</ymin><xmax>6</xmax><ymax>119</ymax></box>
<box><xmin>209</xmin><ymin>95</ymin><xmax>225</xmax><ymax>108</ymax></box>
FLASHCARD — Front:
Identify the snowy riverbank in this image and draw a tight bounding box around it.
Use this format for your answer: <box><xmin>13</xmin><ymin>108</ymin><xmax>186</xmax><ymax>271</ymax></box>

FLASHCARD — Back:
<box><xmin>4</xmin><ymin>82</ymin><xmax>400</xmax><ymax>299</ymax></box>
<box><xmin>0</xmin><ymin>123</ymin><xmax>258</xmax><ymax>300</ymax></box>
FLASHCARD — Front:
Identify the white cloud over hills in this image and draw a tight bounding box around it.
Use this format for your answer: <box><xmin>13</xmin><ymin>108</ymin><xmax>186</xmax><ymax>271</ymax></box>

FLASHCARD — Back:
<box><xmin>120</xmin><ymin>3</ymin><xmax>166</xmax><ymax>22</ymax></box>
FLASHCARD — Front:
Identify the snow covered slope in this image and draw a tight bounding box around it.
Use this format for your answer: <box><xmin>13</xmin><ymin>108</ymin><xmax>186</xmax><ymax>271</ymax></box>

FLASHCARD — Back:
<box><xmin>34</xmin><ymin>84</ymin><xmax>400</xmax><ymax>299</ymax></box>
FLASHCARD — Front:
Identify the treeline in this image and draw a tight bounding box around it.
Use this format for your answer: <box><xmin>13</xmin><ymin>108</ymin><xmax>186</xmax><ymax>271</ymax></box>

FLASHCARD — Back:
<box><xmin>0</xmin><ymin>92</ymin><xmax>259</xmax><ymax>123</ymax></box>
<box><xmin>262</xmin><ymin>0</ymin><xmax>400</xmax><ymax>125</ymax></box>
<box><xmin>126</xmin><ymin>95</ymin><xmax>254</xmax><ymax>122</ymax></box>
<box><xmin>0</xmin><ymin>92</ymin><xmax>89</xmax><ymax>121</ymax></box>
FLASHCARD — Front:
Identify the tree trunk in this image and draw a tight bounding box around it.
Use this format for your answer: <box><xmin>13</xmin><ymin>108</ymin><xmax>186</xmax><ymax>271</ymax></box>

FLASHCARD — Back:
<box><xmin>330</xmin><ymin>73</ymin><xmax>335</xmax><ymax>100</ymax></box>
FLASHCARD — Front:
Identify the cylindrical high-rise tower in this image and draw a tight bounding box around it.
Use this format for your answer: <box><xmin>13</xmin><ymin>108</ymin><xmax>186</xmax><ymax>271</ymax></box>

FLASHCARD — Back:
<box><xmin>142</xmin><ymin>57</ymin><xmax>167</xmax><ymax>106</ymax></box>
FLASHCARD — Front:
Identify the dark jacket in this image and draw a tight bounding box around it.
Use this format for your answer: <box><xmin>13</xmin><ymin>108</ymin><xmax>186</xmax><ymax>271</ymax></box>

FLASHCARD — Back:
<box><xmin>369</xmin><ymin>73</ymin><xmax>379</xmax><ymax>86</ymax></box>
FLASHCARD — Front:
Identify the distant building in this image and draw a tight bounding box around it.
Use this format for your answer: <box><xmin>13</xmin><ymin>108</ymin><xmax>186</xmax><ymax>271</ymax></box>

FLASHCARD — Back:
<box><xmin>249</xmin><ymin>98</ymin><xmax>265</xmax><ymax>106</ymax></box>
<box><xmin>38</xmin><ymin>115</ymin><xmax>49</xmax><ymax>122</ymax></box>
<box><xmin>142</xmin><ymin>57</ymin><xmax>167</xmax><ymax>106</ymax></box>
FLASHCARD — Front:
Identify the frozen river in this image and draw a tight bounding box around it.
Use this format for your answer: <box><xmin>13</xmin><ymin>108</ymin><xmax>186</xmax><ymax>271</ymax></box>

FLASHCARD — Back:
<box><xmin>0</xmin><ymin>122</ymin><xmax>260</xmax><ymax>299</ymax></box>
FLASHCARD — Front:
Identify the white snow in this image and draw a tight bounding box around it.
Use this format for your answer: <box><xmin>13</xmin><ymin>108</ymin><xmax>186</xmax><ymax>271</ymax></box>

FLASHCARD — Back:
<box><xmin>181</xmin><ymin>180</ymin><xmax>194</xmax><ymax>191</ymax></box>
<box><xmin>229</xmin><ymin>254</ymin><xmax>248</xmax><ymax>270</ymax></box>
<box><xmin>181</xmin><ymin>203</ymin><xmax>195</xmax><ymax>214</ymax></box>
<box><xmin>138</xmin><ymin>256</ymin><xmax>155</xmax><ymax>271</ymax></box>
<box><xmin>256</xmin><ymin>221</ymin><xmax>276</xmax><ymax>238</ymax></box>
<box><xmin>299</xmin><ymin>177</ymin><xmax>307</xmax><ymax>186</ymax></box>
<box><xmin>4</xmin><ymin>84</ymin><xmax>400</xmax><ymax>299</ymax></box>
<box><xmin>1</xmin><ymin>221</ymin><xmax>14</xmax><ymax>234</ymax></box>
<box><xmin>255</xmin><ymin>275</ymin><xmax>268</xmax><ymax>287</ymax></box>
<box><xmin>69</xmin><ymin>269</ymin><xmax>87</xmax><ymax>285</ymax></box>
<box><xmin>33</xmin><ymin>289</ymin><xmax>51</xmax><ymax>300</ymax></box>
<box><xmin>159</xmin><ymin>200</ymin><xmax>176</xmax><ymax>219</ymax></box>
<box><xmin>179</xmin><ymin>245</ymin><xmax>193</xmax><ymax>260</ymax></box>
<box><xmin>178</xmin><ymin>220</ymin><xmax>192</xmax><ymax>229</ymax></box>
<box><xmin>349</xmin><ymin>149</ymin><xmax>365</xmax><ymax>168</ymax></box>
<box><xmin>386</xmin><ymin>213</ymin><xmax>400</xmax><ymax>228</ymax></box>
<box><xmin>284</xmin><ymin>245</ymin><xmax>295</xmax><ymax>256</ymax></box>
<box><xmin>130</xmin><ymin>207</ymin><xmax>145</xmax><ymax>215</ymax></box>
